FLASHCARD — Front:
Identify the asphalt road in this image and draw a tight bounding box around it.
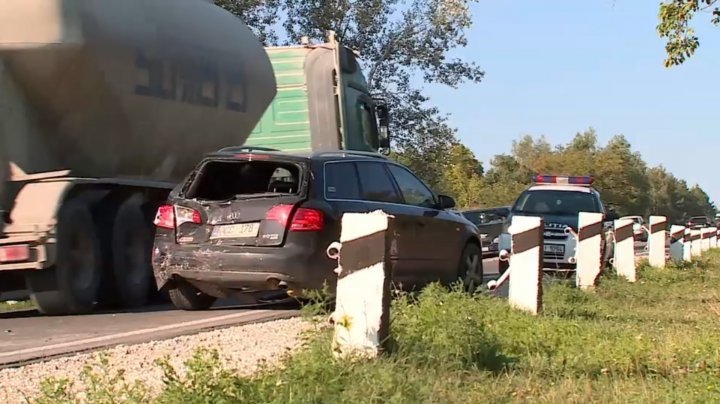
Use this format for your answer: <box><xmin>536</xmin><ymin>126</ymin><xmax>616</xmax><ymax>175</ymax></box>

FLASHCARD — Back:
<box><xmin>0</xmin><ymin>300</ymin><xmax>299</xmax><ymax>368</ymax></box>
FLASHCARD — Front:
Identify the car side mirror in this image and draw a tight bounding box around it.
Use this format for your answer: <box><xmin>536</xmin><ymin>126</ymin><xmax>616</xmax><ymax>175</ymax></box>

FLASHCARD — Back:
<box><xmin>438</xmin><ymin>194</ymin><xmax>456</xmax><ymax>210</ymax></box>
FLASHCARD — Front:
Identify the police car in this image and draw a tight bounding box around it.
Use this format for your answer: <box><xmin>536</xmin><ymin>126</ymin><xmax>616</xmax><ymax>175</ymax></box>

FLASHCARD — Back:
<box><xmin>497</xmin><ymin>175</ymin><xmax>616</xmax><ymax>275</ymax></box>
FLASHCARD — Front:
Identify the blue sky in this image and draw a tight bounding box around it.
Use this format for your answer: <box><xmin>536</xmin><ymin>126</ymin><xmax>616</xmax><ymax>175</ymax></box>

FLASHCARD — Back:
<box><xmin>423</xmin><ymin>0</ymin><xmax>720</xmax><ymax>202</ymax></box>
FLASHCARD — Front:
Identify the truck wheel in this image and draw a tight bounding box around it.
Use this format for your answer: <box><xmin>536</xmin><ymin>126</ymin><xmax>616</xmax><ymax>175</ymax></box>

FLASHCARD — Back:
<box><xmin>458</xmin><ymin>242</ymin><xmax>483</xmax><ymax>293</ymax></box>
<box><xmin>167</xmin><ymin>280</ymin><xmax>216</xmax><ymax>311</ymax></box>
<box><xmin>111</xmin><ymin>197</ymin><xmax>153</xmax><ymax>309</ymax></box>
<box><xmin>26</xmin><ymin>199</ymin><xmax>102</xmax><ymax>315</ymax></box>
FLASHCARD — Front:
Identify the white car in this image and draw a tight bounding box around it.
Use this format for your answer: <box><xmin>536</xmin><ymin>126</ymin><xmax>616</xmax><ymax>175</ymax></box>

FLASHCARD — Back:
<box><xmin>497</xmin><ymin>175</ymin><xmax>616</xmax><ymax>275</ymax></box>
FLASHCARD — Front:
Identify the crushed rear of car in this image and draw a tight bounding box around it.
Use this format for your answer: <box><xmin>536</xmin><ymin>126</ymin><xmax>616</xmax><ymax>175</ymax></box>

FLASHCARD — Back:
<box><xmin>151</xmin><ymin>152</ymin><xmax>337</xmax><ymax>308</ymax></box>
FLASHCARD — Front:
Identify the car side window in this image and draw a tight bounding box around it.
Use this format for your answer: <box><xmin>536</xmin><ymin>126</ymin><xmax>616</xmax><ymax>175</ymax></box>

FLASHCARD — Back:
<box><xmin>324</xmin><ymin>162</ymin><xmax>361</xmax><ymax>200</ymax></box>
<box><xmin>387</xmin><ymin>164</ymin><xmax>436</xmax><ymax>208</ymax></box>
<box><xmin>356</xmin><ymin>162</ymin><xmax>402</xmax><ymax>203</ymax></box>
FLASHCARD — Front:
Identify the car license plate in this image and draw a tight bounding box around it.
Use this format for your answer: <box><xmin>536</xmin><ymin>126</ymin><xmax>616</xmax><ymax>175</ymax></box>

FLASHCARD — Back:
<box><xmin>482</xmin><ymin>246</ymin><xmax>489</xmax><ymax>252</ymax></box>
<box><xmin>211</xmin><ymin>223</ymin><xmax>260</xmax><ymax>239</ymax></box>
<box><xmin>544</xmin><ymin>244</ymin><xmax>564</xmax><ymax>254</ymax></box>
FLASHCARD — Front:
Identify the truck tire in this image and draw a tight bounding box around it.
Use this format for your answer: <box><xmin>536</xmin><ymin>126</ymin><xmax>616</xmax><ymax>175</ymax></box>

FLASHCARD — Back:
<box><xmin>167</xmin><ymin>280</ymin><xmax>216</xmax><ymax>311</ymax></box>
<box><xmin>111</xmin><ymin>196</ymin><xmax>153</xmax><ymax>309</ymax></box>
<box><xmin>26</xmin><ymin>199</ymin><xmax>102</xmax><ymax>315</ymax></box>
<box><xmin>458</xmin><ymin>242</ymin><xmax>483</xmax><ymax>293</ymax></box>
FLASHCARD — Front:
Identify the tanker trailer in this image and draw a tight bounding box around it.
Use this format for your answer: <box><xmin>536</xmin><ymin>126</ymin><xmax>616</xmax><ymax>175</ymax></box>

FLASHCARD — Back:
<box><xmin>0</xmin><ymin>0</ymin><xmax>277</xmax><ymax>315</ymax></box>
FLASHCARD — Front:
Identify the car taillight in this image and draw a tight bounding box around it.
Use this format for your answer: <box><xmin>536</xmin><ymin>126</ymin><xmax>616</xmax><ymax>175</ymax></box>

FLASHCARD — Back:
<box><xmin>154</xmin><ymin>205</ymin><xmax>175</xmax><ymax>229</ymax></box>
<box><xmin>266</xmin><ymin>205</ymin><xmax>324</xmax><ymax>232</ymax></box>
<box><xmin>153</xmin><ymin>205</ymin><xmax>201</xmax><ymax>229</ymax></box>
<box><xmin>175</xmin><ymin>206</ymin><xmax>202</xmax><ymax>226</ymax></box>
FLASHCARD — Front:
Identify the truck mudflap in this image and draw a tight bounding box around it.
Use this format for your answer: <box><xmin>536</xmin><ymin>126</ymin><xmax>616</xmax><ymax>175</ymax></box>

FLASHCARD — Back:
<box><xmin>0</xmin><ymin>179</ymin><xmax>72</xmax><ymax>271</ymax></box>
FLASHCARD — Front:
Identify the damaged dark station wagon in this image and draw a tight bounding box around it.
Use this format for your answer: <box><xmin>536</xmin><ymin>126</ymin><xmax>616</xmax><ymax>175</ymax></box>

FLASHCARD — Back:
<box><xmin>152</xmin><ymin>148</ymin><xmax>483</xmax><ymax>310</ymax></box>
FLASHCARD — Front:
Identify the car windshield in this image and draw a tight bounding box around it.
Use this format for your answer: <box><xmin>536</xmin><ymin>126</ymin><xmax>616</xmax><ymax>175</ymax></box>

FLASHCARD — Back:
<box><xmin>513</xmin><ymin>190</ymin><xmax>601</xmax><ymax>216</ymax></box>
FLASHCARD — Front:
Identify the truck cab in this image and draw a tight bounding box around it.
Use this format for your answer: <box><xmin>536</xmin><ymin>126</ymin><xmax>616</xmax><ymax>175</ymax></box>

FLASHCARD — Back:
<box><xmin>249</xmin><ymin>33</ymin><xmax>390</xmax><ymax>154</ymax></box>
<box><xmin>497</xmin><ymin>175</ymin><xmax>616</xmax><ymax>275</ymax></box>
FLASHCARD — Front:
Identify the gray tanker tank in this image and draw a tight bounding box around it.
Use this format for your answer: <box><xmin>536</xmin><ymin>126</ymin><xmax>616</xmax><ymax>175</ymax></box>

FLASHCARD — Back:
<box><xmin>0</xmin><ymin>0</ymin><xmax>277</xmax><ymax>182</ymax></box>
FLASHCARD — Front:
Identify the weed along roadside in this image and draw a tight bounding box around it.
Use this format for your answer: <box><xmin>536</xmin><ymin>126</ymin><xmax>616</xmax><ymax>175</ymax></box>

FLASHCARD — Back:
<box><xmin>26</xmin><ymin>248</ymin><xmax>720</xmax><ymax>402</ymax></box>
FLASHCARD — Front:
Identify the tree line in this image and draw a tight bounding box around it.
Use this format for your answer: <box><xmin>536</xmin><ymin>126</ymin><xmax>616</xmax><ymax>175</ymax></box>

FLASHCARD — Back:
<box><xmin>216</xmin><ymin>1</ymin><xmax>716</xmax><ymax>223</ymax></box>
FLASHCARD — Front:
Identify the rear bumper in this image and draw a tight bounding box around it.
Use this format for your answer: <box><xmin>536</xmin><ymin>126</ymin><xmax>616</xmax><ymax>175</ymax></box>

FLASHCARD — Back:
<box><xmin>152</xmin><ymin>239</ymin><xmax>336</xmax><ymax>294</ymax></box>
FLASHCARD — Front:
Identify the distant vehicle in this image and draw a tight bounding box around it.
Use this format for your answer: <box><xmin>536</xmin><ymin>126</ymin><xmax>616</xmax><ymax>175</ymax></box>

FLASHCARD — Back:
<box><xmin>460</xmin><ymin>206</ymin><xmax>510</xmax><ymax>257</ymax></box>
<box><xmin>152</xmin><ymin>149</ymin><xmax>483</xmax><ymax>310</ymax></box>
<box><xmin>497</xmin><ymin>175</ymin><xmax>617</xmax><ymax>275</ymax></box>
<box><xmin>619</xmin><ymin>215</ymin><xmax>647</xmax><ymax>242</ymax></box>
<box><xmin>687</xmin><ymin>216</ymin><xmax>711</xmax><ymax>229</ymax></box>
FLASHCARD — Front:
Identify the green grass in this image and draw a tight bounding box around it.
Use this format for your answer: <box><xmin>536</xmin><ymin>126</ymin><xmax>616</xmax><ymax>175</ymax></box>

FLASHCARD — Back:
<box><xmin>35</xmin><ymin>251</ymin><xmax>720</xmax><ymax>403</ymax></box>
<box><xmin>0</xmin><ymin>299</ymin><xmax>34</xmax><ymax>312</ymax></box>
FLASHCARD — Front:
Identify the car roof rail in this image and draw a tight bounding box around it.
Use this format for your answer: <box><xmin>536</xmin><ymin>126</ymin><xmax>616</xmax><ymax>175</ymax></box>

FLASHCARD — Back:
<box><xmin>312</xmin><ymin>150</ymin><xmax>388</xmax><ymax>160</ymax></box>
<box><xmin>217</xmin><ymin>145</ymin><xmax>281</xmax><ymax>153</ymax></box>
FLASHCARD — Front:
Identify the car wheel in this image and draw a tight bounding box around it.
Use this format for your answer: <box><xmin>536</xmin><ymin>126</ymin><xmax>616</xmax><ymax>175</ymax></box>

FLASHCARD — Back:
<box><xmin>458</xmin><ymin>242</ymin><xmax>483</xmax><ymax>293</ymax></box>
<box><xmin>167</xmin><ymin>280</ymin><xmax>216</xmax><ymax>311</ymax></box>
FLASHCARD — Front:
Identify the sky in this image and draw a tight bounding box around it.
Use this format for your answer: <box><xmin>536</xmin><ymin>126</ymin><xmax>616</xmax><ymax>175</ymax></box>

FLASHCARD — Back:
<box><xmin>422</xmin><ymin>0</ymin><xmax>720</xmax><ymax>202</ymax></box>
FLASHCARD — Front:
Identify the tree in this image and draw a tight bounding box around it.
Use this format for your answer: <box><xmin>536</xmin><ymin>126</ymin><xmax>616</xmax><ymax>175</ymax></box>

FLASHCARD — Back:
<box><xmin>214</xmin><ymin>0</ymin><xmax>282</xmax><ymax>44</ymax></box>
<box><xmin>657</xmin><ymin>0</ymin><xmax>720</xmax><ymax>67</ymax></box>
<box><xmin>436</xmin><ymin>143</ymin><xmax>484</xmax><ymax>208</ymax></box>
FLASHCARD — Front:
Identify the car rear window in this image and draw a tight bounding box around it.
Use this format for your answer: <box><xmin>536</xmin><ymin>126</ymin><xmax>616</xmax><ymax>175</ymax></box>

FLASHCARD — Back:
<box><xmin>182</xmin><ymin>159</ymin><xmax>303</xmax><ymax>201</ymax></box>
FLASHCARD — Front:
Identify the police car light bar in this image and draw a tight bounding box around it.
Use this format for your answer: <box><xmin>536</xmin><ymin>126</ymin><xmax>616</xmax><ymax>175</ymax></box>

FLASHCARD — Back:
<box><xmin>532</xmin><ymin>175</ymin><xmax>594</xmax><ymax>186</ymax></box>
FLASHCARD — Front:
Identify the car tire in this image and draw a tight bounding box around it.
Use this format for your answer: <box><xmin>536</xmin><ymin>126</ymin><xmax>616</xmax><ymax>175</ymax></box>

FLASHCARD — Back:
<box><xmin>458</xmin><ymin>242</ymin><xmax>483</xmax><ymax>293</ymax></box>
<box><xmin>26</xmin><ymin>199</ymin><xmax>102</xmax><ymax>315</ymax></box>
<box><xmin>167</xmin><ymin>280</ymin><xmax>216</xmax><ymax>311</ymax></box>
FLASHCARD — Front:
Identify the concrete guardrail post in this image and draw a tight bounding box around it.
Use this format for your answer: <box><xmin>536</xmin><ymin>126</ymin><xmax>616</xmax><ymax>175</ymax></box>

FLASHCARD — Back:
<box><xmin>711</xmin><ymin>227</ymin><xmax>718</xmax><ymax>249</ymax></box>
<box><xmin>684</xmin><ymin>229</ymin><xmax>693</xmax><ymax>261</ymax></box>
<box><xmin>614</xmin><ymin>218</ymin><xmax>636</xmax><ymax>282</ymax></box>
<box><xmin>648</xmin><ymin>216</ymin><xmax>667</xmax><ymax>268</ymax></box>
<box><xmin>507</xmin><ymin>215</ymin><xmax>543</xmax><ymax>315</ymax></box>
<box><xmin>327</xmin><ymin>210</ymin><xmax>393</xmax><ymax>360</ymax></box>
<box><xmin>691</xmin><ymin>229</ymin><xmax>703</xmax><ymax>257</ymax></box>
<box><xmin>575</xmin><ymin>212</ymin><xmax>603</xmax><ymax>290</ymax></box>
<box><xmin>669</xmin><ymin>225</ymin><xmax>687</xmax><ymax>263</ymax></box>
<box><xmin>702</xmin><ymin>228</ymin><xmax>711</xmax><ymax>252</ymax></box>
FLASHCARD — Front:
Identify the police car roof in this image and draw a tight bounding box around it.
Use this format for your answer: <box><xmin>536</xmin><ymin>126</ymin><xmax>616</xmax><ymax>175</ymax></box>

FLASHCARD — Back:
<box><xmin>527</xmin><ymin>184</ymin><xmax>594</xmax><ymax>193</ymax></box>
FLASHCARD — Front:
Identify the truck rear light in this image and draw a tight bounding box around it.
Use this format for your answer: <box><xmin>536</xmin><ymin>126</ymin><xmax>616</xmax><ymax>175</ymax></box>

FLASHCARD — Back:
<box><xmin>154</xmin><ymin>205</ymin><xmax>175</xmax><ymax>229</ymax></box>
<box><xmin>0</xmin><ymin>245</ymin><xmax>30</xmax><ymax>263</ymax></box>
<box><xmin>266</xmin><ymin>205</ymin><xmax>324</xmax><ymax>232</ymax></box>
